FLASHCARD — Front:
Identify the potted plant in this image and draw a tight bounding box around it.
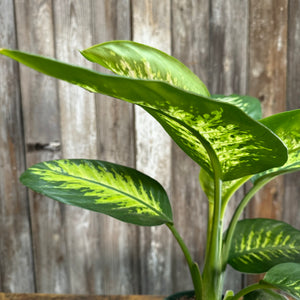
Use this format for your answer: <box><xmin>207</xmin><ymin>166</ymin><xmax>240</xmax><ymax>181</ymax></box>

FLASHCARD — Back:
<box><xmin>1</xmin><ymin>41</ymin><xmax>299</xmax><ymax>300</ymax></box>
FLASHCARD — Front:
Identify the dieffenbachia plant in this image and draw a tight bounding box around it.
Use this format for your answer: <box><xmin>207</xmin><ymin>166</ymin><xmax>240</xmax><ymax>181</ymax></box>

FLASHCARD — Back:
<box><xmin>1</xmin><ymin>41</ymin><xmax>299</xmax><ymax>300</ymax></box>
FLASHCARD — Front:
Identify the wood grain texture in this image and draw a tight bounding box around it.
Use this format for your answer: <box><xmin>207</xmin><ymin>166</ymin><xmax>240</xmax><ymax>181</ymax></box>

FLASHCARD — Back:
<box><xmin>132</xmin><ymin>0</ymin><xmax>173</xmax><ymax>295</ymax></box>
<box><xmin>14</xmin><ymin>0</ymin><xmax>68</xmax><ymax>293</ymax></box>
<box><xmin>91</xmin><ymin>0</ymin><xmax>139</xmax><ymax>295</ymax></box>
<box><xmin>247</xmin><ymin>0</ymin><xmax>288</xmax><ymax>220</ymax></box>
<box><xmin>0</xmin><ymin>0</ymin><xmax>34</xmax><ymax>292</ymax></box>
<box><xmin>283</xmin><ymin>0</ymin><xmax>300</xmax><ymax>229</ymax></box>
<box><xmin>170</xmin><ymin>0</ymin><xmax>210</xmax><ymax>292</ymax></box>
<box><xmin>52</xmin><ymin>0</ymin><xmax>99</xmax><ymax>295</ymax></box>
<box><xmin>246</xmin><ymin>0</ymin><xmax>288</xmax><ymax>285</ymax></box>
<box><xmin>208</xmin><ymin>0</ymin><xmax>249</xmax><ymax>292</ymax></box>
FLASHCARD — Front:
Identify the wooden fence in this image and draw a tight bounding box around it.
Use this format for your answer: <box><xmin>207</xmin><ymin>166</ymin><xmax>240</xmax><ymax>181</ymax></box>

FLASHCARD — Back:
<box><xmin>0</xmin><ymin>0</ymin><xmax>299</xmax><ymax>296</ymax></box>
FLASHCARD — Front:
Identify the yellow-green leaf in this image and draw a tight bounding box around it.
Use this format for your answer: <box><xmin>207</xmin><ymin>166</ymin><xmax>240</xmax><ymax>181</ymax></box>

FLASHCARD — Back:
<box><xmin>228</xmin><ymin>219</ymin><xmax>300</xmax><ymax>273</ymax></box>
<box><xmin>0</xmin><ymin>47</ymin><xmax>288</xmax><ymax>181</ymax></box>
<box><xmin>81</xmin><ymin>40</ymin><xmax>210</xmax><ymax>97</ymax></box>
<box><xmin>253</xmin><ymin>109</ymin><xmax>300</xmax><ymax>184</ymax></box>
<box><xmin>20</xmin><ymin>159</ymin><xmax>173</xmax><ymax>226</ymax></box>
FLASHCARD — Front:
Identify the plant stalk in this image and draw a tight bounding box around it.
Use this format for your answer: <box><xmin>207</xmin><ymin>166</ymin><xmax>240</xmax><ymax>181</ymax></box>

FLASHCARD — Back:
<box><xmin>229</xmin><ymin>282</ymin><xmax>275</xmax><ymax>300</ymax></box>
<box><xmin>202</xmin><ymin>175</ymin><xmax>223</xmax><ymax>299</ymax></box>
<box><xmin>166</xmin><ymin>223</ymin><xmax>203</xmax><ymax>300</ymax></box>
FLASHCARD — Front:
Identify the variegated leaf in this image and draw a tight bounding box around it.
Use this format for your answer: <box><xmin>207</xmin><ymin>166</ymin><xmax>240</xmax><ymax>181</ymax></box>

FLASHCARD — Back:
<box><xmin>20</xmin><ymin>159</ymin><xmax>173</xmax><ymax>226</ymax></box>
<box><xmin>228</xmin><ymin>219</ymin><xmax>300</xmax><ymax>273</ymax></box>
<box><xmin>252</xmin><ymin>109</ymin><xmax>300</xmax><ymax>184</ymax></box>
<box><xmin>81</xmin><ymin>40</ymin><xmax>210</xmax><ymax>97</ymax></box>
<box><xmin>262</xmin><ymin>263</ymin><xmax>300</xmax><ymax>300</ymax></box>
<box><xmin>244</xmin><ymin>289</ymin><xmax>288</xmax><ymax>300</ymax></box>
<box><xmin>0</xmin><ymin>48</ymin><xmax>288</xmax><ymax>181</ymax></box>
<box><xmin>211</xmin><ymin>94</ymin><xmax>262</xmax><ymax>121</ymax></box>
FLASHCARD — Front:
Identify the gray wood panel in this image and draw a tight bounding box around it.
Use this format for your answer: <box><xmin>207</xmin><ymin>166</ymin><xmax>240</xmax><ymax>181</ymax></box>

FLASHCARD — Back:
<box><xmin>0</xmin><ymin>0</ymin><xmax>34</xmax><ymax>292</ymax></box>
<box><xmin>208</xmin><ymin>0</ymin><xmax>249</xmax><ymax>293</ymax></box>
<box><xmin>170</xmin><ymin>0</ymin><xmax>210</xmax><ymax>293</ymax></box>
<box><xmin>13</xmin><ymin>0</ymin><xmax>68</xmax><ymax>293</ymax></box>
<box><xmin>246</xmin><ymin>0</ymin><xmax>289</xmax><ymax>286</ymax></box>
<box><xmin>91</xmin><ymin>0</ymin><xmax>139</xmax><ymax>295</ymax></box>
<box><xmin>53</xmin><ymin>0</ymin><xmax>99</xmax><ymax>294</ymax></box>
<box><xmin>284</xmin><ymin>0</ymin><xmax>300</xmax><ymax>230</ymax></box>
<box><xmin>132</xmin><ymin>0</ymin><xmax>174</xmax><ymax>295</ymax></box>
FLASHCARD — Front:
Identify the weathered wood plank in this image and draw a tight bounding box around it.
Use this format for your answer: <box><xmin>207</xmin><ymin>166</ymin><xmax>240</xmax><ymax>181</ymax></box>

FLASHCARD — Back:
<box><xmin>284</xmin><ymin>0</ymin><xmax>300</xmax><ymax>230</ymax></box>
<box><xmin>0</xmin><ymin>0</ymin><xmax>34</xmax><ymax>292</ymax></box>
<box><xmin>131</xmin><ymin>0</ymin><xmax>173</xmax><ymax>295</ymax></box>
<box><xmin>13</xmin><ymin>0</ymin><xmax>68</xmax><ymax>293</ymax></box>
<box><xmin>52</xmin><ymin>0</ymin><xmax>99</xmax><ymax>295</ymax></box>
<box><xmin>247</xmin><ymin>0</ymin><xmax>288</xmax><ymax>220</ymax></box>
<box><xmin>170</xmin><ymin>0</ymin><xmax>210</xmax><ymax>292</ymax></box>
<box><xmin>90</xmin><ymin>0</ymin><xmax>139</xmax><ymax>295</ymax></box>
<box><xmin>246</xmin><ymin>0</ymin><xmax>288</xmax><ymax>285</ymax></box>
<box><xmin>208</xmin><ymin>0</ymin><xmax>249</xmax><ymax>292</ymax></box>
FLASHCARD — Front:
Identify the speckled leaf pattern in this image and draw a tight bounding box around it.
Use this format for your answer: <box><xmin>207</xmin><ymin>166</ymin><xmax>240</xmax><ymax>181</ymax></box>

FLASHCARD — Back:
<box><xmin>252</xmin><ymin>109</ymin><xmax>300</xmax><ymax>184</ymax></box>
<box><xmin>20</xmin><ymin>159</ymin><xmax>173</xmax><ymax>226</ymax></box>
<box><xmin>244</xmin><ymin>289</ymin><xmax>288</xmax><ymax>300</ymax></box>
<box><xmin>262</xmin><ymin>263</ymin><xmax>300</xmax><ymax>300</ymax></box>
<box><xmin>228</xmin><ymin>219</ymin><xmax>300</xmax><ymax>273</ymax></box>
<box><xmin>81</xmin><ymin>40</ymin><xmax>210</xmax><ymax>97</ymax></box>
<box><xmin>0</xmin><ymin>47</ymin><xmax>288</xmax><ymax>181</ymax></box>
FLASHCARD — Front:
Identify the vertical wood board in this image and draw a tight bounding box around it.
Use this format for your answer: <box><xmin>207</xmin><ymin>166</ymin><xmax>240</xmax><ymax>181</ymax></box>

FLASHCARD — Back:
<box><xmin>14</xmin><ymin>0</ymin><xmax>67</xmax><ymax>293</ymax></box>
<box><xmin>132</xmin><ymin>0</ymin><xmax>173</xmax><ymax>295</ymax></box>
<box><xmin>0</xmin><ymin>0</ymin><xmax>34</xmax><ymax>293</ymax></box>
<box><xmin>170</xmin><ymin>0</ymin><xmax>210</xmax><ymax>292</ymax></box>
<box><xmin>91</xmin><ymin>0</ymin><xmax>139</xmax><ymax>294</ymax></box>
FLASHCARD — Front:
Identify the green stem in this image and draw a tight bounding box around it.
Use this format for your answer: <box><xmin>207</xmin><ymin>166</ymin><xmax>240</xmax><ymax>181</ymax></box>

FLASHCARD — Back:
<box><xmin>222</xmin><ymin>177</ymin><xmax>270</xmax><ymax>268</ymax></box>
<box><xmin>230</xmin><ymin>282</ymin><xmax>275</xmax><ymax>300</ymax></box>
<box><xmin>202</xmin><ymin>175</ymin><xmax>223</xmax><ymax>299</ymax></box>
<box><xmin>167</xmin><ymin>223</ymin><xmax>203</xmax><ymax>300</ymax></box>
<box><xmin>204</xmin><ymin>201</ymin><xmax>214</xmax><ymax>266</ymax></box>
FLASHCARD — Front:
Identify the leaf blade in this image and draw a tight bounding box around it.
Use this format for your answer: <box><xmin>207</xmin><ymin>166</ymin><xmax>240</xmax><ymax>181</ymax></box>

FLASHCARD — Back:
<box><xmin>0</xmin><ymin>48</ymin><xmax>288</xmax><ymax>181</ymax></box>
<box><xmin>211</xmin><ymin>94</ymin><xmax>262</xmax><ymax>120</ymax></box>
<box><xmin>228</xmin><ymin>219</ymin><xmax>300</xmax><ymax>273</ymax></box>
<box><xmin>20</xmin><ymin>159</ymin><xmax>173</xmax><ymax>226</ymax></box>
<box><xmin>262</xmin><ymin>263</ymin><xmax>300</xmax><ymax>300</ymax></box>
<box><xmin>253</xmin><ymin>109</ymin><xmax>300</xmax><ymax>184</ymax></box>
<box><xmin>244</xmin><ymin>289</ymin><xmax>288</xmax><ymax>300</ymax></box>
<box><xmin>81</xmin><ymin>40</ymin><xmax>210</xmax><ymax>96</ymax></box>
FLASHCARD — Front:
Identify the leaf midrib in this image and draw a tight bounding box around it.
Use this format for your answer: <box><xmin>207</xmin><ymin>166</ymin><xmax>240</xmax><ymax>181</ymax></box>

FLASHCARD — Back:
<box><xmin>38</xmin><ymin>167</ymin><xmax>171</xmax><ymax>222</ymax></box>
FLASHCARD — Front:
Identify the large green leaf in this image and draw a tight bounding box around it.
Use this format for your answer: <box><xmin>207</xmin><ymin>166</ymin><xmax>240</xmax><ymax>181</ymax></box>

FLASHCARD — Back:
<box><xmin>228</xmin><ymin>219</ymin><xmax>300</xmax><ymax>273</ymax></box>
<box><xmin>0</xmin><ymin>48</ymin><xmax>288</xmax><ymax>181</ymax></box>
<box><xmin>20</xmin><ymin>159</ymin><xmax>173</xmax><ymax>226</ymax></box>
<box><xmin>252</xmin><ymin>109</ymin><xmax>300</xmax><ymax>184</ymax></box>
<box><xmin>81</xmin><ymin>40</ymin><xmax>210</xmax><ymax>96</ymax></box>
<box><xmin>211</xmin><ymin>94</ymin><xmax>262</xmax><ymax>121</ymax></box>
<box><xmin>262</xmin><ymin>263</ymin><xmax>300</xmax><ymax>300</ymax></box>
<box><xmin>244</xmin><ymin>289</ymin><xmax>288</xmax><ymax>300</ymax></box>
